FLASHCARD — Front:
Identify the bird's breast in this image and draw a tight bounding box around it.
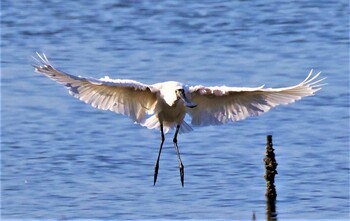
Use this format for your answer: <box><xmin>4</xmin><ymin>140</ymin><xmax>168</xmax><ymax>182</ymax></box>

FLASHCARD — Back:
<box><xmin>156</xmin><ymin>100</ymin><xmax>186</xmax><ymax>123</ymax></box>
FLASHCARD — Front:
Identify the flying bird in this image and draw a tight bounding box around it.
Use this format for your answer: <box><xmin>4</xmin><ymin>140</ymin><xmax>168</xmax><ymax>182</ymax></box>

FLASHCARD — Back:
<box><xmin>33</xmin><ymin>53</ymin><xmax>325</xmax><ymax>187</ymax></box>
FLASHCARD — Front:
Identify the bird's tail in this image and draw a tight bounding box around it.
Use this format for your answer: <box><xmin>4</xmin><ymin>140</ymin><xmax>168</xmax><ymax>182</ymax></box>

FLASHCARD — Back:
<box><xmin>142</xmin><ymin>115</ymin><xmax>193</xmax><ymax>134</ymax></box>
<box><xmin>179</xmin><ymin>121</ymin><xmax>193</xmax><ymax>133</ymax></box>
<box><xmin>142</xmin><ymin>115</ymin><xmax>161</xmax><ymax>131</ymax></box>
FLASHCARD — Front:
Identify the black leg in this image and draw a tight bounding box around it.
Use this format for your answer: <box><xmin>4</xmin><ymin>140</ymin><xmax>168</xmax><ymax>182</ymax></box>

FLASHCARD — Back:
<box><xmin>154</xmin><ymin>123</ymin><xmax>165</xmax><ymax>186</ymax></box>
<box><xmin>173</xmin><ymin>125</ymin><xmax>184</xmax><ymax>187</ymax></box>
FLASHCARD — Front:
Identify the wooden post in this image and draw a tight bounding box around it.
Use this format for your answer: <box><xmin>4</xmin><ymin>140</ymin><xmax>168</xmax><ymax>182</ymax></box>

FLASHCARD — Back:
<box><xmin>264</xmin><ymin>135</ymin><xmax>278</xmax><ymax>221</ymax></box>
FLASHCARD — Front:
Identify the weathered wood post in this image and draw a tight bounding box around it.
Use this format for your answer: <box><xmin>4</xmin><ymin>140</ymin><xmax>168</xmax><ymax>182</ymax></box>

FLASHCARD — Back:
<box><xmin>264</xmin><ymin>135</ymin><xmax>278</xmax><ymax>221</ymax></box>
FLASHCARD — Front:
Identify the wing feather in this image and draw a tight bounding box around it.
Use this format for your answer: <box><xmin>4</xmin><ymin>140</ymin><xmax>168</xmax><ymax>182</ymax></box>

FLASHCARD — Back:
<box><xmin>188</xmin><ymin>70</ymin><xmax>325</xmax><ymax>126</ymax></box>
<box><xmin>33</xmin><ymin>53</ymin><xmax>157</xmax><ymax>123</ymax></box>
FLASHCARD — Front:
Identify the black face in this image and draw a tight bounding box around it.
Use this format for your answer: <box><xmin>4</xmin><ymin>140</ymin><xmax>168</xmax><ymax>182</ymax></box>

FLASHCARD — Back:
<box><xmin>175</xmin><ymin>89</ymin><xmax>185</xmax><ymax>97</ymax></box>
<box><xmin>175</xmin><ymin>89</ymin><xmax>197</xmax><ymax>108</ymax></box>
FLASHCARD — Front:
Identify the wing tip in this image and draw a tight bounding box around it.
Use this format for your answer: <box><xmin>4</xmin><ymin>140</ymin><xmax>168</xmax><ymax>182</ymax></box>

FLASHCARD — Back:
<box><xmin>33</xmin><ymin>52</ymin><xmax>51</xmax><ymax>66</ymax></box>
<box><xmin>301</xmin><ymin>69</ymin><xmax>325</xmax><ymax>92</ymax></box>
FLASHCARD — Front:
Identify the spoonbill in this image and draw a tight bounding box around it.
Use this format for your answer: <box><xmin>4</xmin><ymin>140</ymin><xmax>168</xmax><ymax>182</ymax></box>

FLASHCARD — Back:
<box><xmin>33</xmin><ymin>53</ymin><xmax>325</xmax><ymax>187</ymax></box>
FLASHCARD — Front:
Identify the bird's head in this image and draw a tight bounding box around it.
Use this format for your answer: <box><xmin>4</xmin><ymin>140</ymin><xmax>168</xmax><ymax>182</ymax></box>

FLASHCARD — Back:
<box><xmin>175</xmin><ymin>88</ymin><xmax>197</xmax><ymax>108</ymax></box>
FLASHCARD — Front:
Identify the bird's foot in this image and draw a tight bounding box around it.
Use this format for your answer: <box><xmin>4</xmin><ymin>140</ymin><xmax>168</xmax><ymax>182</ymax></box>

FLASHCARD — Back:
<box><xmin>154</xmin><ymin>162</ymin><xmax>159</xmax><ymax>186</ymax></box>
<box><xmin>179</xmin><ymin>163</ymin><xmax>184</xmax><ymax>187</ymax></box>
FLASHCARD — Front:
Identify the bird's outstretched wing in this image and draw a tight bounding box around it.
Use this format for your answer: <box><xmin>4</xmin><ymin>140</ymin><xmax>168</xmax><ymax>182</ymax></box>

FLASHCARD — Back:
<box><xmin>188</xmin><ymin>70</ymin><xmax>325</xmax><ymax>126</ymax></box>
<box><xmin>33</xmin><ymin>53</ymin><xmax>157</xmax><ymax>123</ymax></box>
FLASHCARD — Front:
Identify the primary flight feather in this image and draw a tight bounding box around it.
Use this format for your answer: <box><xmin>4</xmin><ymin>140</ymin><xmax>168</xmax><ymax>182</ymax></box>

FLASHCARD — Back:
<box><xmin>33</xmin><ymin>53</ymin><xmax>325</xmax><ymax>186</ymax></box>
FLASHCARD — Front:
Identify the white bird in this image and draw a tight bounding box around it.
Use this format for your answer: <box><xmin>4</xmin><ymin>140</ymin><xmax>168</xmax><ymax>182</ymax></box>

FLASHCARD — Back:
<box><xmin>33</xmin><ymin>53</ymin><xmax>325</xmax><ymax>187</ymax></box>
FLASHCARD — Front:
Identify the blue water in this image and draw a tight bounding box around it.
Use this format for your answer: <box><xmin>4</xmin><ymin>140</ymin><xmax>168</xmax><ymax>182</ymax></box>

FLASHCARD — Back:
<box><xmin>1</xmin><ymin>0</ymin><xmax>349</xmax><ymax>220</ymax></box>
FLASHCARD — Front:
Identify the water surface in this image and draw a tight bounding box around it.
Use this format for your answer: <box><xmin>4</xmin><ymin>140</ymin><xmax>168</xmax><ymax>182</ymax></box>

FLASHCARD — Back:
<box><xmin>1</xmin><ymin>0</ymin><xmax>349</xmax><ymax>220</ymax></box>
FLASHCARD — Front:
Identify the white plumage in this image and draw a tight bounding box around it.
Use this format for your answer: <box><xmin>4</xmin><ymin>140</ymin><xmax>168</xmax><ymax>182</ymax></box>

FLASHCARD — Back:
<box><xmin>33</xmin><ymin>53</ymin><xmax>325</xmax><ymax>186</ymax></box>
